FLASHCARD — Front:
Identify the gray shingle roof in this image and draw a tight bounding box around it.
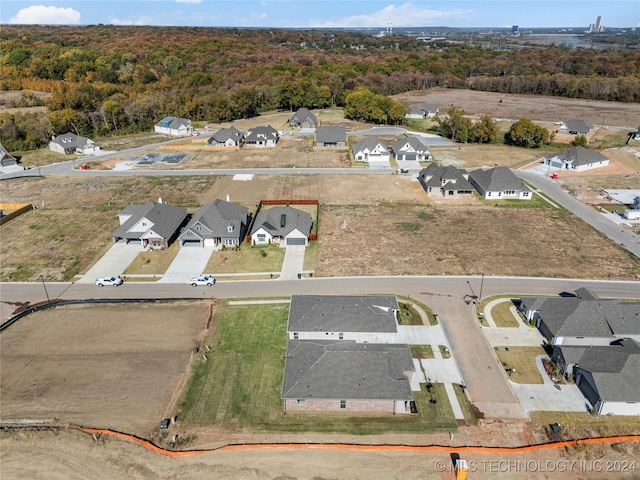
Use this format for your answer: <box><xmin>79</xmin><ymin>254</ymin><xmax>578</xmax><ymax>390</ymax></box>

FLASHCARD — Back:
<box><xmin>409</xmin><ymin>103</ymin><xmax>438</xmax><ymax>115</ymax></box>
<box><xmin>155</xmin><ymin>116</ymin><xmax>191</xmax><ymax>129</ymax></box>
<box><xmin>546</xmin><ymin>146</ymin><xmax>608</xmax><ymax>167</ymax></box>
<box><xmin>290</xmin><ymin>108</ymin><xmax>317</xmax><ymax>126</ymax></box>
<box><xmin>352</xmin><ymin>137</ymin><xmax>388</xmax><ymax>156</ymax></box>
<box><xmin>245</xmin><ymin>125</ymin><xmax>278</xmax><ymax>142</ymax></box>
<box><xmin>419</xmin><ymin>164</ymin><xmax>473</xmax><ymax>190</ymax></box>
<box><xmin>316</xmin><ymin>126</ymin><xmax>346</xmax><ymax>144</ymax></box>
<box><xmin>563</xmin><ymin>119</ymin><xmax>592</xmax><ymax>134</ymax></box>
<box><xmin>468</xmin><ymin>167</ymin><xmax>531</xmax><ymax>194</ymax></box>
<box><xmin>112</xmin><ymin>201</ymin><xmax>187</xmax><ymax>240</ymax></box>
<box><xmin>282</xmin><ymin>340</ymin><xmax>414</xmax><ymax>401</ymax></box>
<box><xmin>570</xmin><ymin>340</ymin><xmax>640</xmax><ymax>402</ymax></box>
<box><xmin>50</xmin><ymin>132</ymin><xmax>95</xmax><ymax>150</ymax></box>
<box><xmin>250</xmin><ymin>205</ymin><xmax>312</xmax><ymax>238</ymax></box>
<box><xmin>181</xmin><ymin>199</ymin><xmax>248</xmax><ymax>240</ymax></box>
<box><xmin>288</xmin><ymin>295</ymin><xmax>399</xmax><ymax>333</ymax></box>
<box><xmin>209</xmin><ymin>126</ymin><xmax>244</xmax><ymax>144</ymax></box>
<box><xmin>390</xmin><ymin>136</ymin><xmax>428</xmax><ymax>155</ymax></box>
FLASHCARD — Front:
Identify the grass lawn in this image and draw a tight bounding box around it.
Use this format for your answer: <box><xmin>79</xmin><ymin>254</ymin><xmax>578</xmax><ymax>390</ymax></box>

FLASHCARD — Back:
<box><xmin>530</xmin><ymin>411</ymin><xmax>640</xmax><ymax>433</ymax></box>
<box><xmin>489</xmin><ymin>299</ymin><xmax>521</xmax><ymax>327</ymax></box>
<box><xmin>453</xmin><ymin>384</ymin><xmax>478</xmax><ymax>426</ymax></box>
<box><xmin>398</xmin><ymin>296</ymin><xmax>438</xmax><ymax>325</ymax></box>
<box><xmin>494</xmin><ymin>346</ymin><xmax>547</xmax><ymax>384</ymax></box>
<box><xmin>178</xmin><ymin>301</ymin><xmax>458</xmax><ymax>434</ymax></box>
<box><xmin>410</xmin><ymin>344</ymin><xmax>434</xmax><ymax>359</ymax></box>
<box><xmin>123</xmin><ymin>242</ymin><xmax>181</xmax><ymax>275</ymax></box>
<box><xmin>203</xmin><ymin>245</ymin><xmax>284</xmax><ymax>274</ymax></box>
<box><xmin>439</xmin><ymin>345</ymin><xmax>451</xmax><ymax>359</ymax></box>
<box><xmin>303</xmin><ymin>240</ymin><xmax>320</xmax><ymax>272</ymax></box>
<box><xmin>398</xmin><ymin>302</ymin><xmax>424</xmax><ymax>325</ymax></box>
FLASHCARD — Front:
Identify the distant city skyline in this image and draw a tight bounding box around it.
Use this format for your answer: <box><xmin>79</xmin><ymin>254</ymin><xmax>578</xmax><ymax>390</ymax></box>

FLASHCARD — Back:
<box><xmin>2</xmin><ymin>1</ymin><xmax>639</xmax><ymax>29</ymax></box>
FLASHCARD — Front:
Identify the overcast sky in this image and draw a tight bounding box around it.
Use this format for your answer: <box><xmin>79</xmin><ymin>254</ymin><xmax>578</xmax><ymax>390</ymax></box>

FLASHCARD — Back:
<box><xmin>3</xmin><ymin>1</ymin><xmax>639</xmax><ymax>29</ymax></box>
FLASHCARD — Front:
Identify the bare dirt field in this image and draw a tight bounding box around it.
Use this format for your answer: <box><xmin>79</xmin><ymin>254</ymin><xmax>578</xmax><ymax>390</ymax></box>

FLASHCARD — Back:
<box><xmin>395</xmin><ymin>88</ymin><xmax>640</xmax><ymax>128</ymax></box>
<box><xmin>1</xmin><ymin>426</ymin><xmax>639</xmax><ymax>480</ymax></box>
<box><xmin>0</xmin><ymin>301</ymin><xmax>211</xmax><ymax>432</ymax></box>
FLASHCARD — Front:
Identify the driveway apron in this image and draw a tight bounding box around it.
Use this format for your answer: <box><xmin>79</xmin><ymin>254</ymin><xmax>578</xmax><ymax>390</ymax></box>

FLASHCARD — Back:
<box><xmin>279</xmin><ymin>245</ymin><xmax>306</xmax><ymax>280</ymax></box>
<box><xmin>77</xmin><ymin>243</ymin><xmax>140</xmax><ymax>284</ymax></box>
<box><xmin>159</xmin><ymin>246</ymin><xmax>214</xmax><ymax>283</ymax></box>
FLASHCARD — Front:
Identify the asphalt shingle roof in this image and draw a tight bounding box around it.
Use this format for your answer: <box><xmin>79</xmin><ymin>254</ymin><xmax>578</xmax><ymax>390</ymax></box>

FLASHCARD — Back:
<box><xmin>250</xmin><ymin>205</ymin><xmax>312</xmax><ymax>238</ymax></box>
<box><xmin>419</xmin><ymin>164</ymin><xmax>473</xmax><ymax>190</ymax></box>
<box><xmin>288</xmin><ymin>295</ymin><xmax>399</xmax><ymax>333</ymax></box>
<box><xmin>182</xmin><ymin>199</ymin><xmax>248</xmax><ymax>240</ymax></box>
<box><xmin>352</xmin><ymin>137</ymin><xmax>388</xmax><ymax>156</ymax></box>
<box><xmin>316</xmin><ymin>126</ymin><xmax>346</xmax><ymax>144</ymax></box>
<box><xmin>282</xmin><ymin>340</ymin><xmax>414</xmax><ymax>401</ymax></box>
<box><xmin>113</xmin><ymin>201</ymin><xmax>187</xmax><ymax>240</ymax></box>
<box><xmin>468</xmin><ymin>167</ymin><xmax>531</xmax><ymax>193</ymax></box>
<box><xmin>390</xmin><ymin>136</ymin><xmax>429</xmax><ymax>155</ymax></box>
<box><xmin>546</xmin><ymin>146</ymin><xmax>608</xmax><ymax>167</ymax></box>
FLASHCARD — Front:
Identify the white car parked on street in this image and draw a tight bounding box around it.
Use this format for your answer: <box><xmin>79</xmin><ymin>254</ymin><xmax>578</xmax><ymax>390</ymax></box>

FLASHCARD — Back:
<box><xmin>189</xmin><ymin>275</ymin><xmax>216</xmax><ymax>287</ymax></box>
<box><xmin>95</xmin><ymin>276</ymin><xmax>123</xmax><ymax>287</ymax></box>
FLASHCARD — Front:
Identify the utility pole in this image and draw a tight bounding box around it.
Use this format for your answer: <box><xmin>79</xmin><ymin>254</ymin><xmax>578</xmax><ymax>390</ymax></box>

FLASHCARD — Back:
<box><xmin>479</xmin><ymin>273</ymin><xmax>485</xmax><ymax>302</ymax></box>
<box><xmin>39</xmin><ymin>275</ymin><xmax>50</xmax><ymax>304</ymax></box>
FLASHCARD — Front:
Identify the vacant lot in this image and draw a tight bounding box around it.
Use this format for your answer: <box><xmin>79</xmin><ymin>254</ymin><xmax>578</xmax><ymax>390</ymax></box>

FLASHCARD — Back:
<box><xmin>0</xmin><ymin>301</ymin><xmax>210</xmax><ymax>433</ymax></box>
<box><xmin>395</xmin><ymin>88</ymin><xmax>640</xmax><ymax>128</ymax></box>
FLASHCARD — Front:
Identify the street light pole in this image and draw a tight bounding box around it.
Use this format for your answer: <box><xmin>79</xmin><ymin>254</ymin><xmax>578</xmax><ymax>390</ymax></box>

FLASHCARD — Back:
<box><xmin>39</xmin><ymin>275</ymin><xmax>50</xmax><ymax>304</ymax></box>
<box><xmin>479</xmin><ymin>273</ymin><xmax>485</xmax><ymax>302</ymax></box>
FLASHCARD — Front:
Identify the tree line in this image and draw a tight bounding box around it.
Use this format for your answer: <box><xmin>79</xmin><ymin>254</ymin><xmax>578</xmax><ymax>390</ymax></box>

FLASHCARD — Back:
<box><xmin>1</xmin><ymin>25</ymin><xmax>639</xmax><ymax>152</ymax></box>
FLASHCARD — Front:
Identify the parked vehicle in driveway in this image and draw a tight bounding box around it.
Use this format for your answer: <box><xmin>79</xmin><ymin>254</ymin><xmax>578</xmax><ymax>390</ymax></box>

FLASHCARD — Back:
<box><xmin>95</xmin><ymin>276</ymin><xmax>123</xmax><ymax>287</ymax></box>
<box><xmin>189</xmin><ymin>275</ymin><xmax>216</xmax><ymax>287</ymax></box>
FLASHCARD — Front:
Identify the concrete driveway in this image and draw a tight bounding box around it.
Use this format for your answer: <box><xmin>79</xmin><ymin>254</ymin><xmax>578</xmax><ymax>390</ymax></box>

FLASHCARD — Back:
<box><xmin>159</xmin><ymin>245</ymin><xmax>214</xmax><ymax>283</ymax></box>
<box><xmin>280</xmin><ymin>245</ymin><xmax>305</xmax><ymax>280</ymax></box>
<box><xmin>77</xmin><ymin>243</ymin><xmax>140</xmax><ymax>284</ymax></box>
<box><xmin>511</xmin><ymin>356</ymin><xmax>589</xmax><ymax>417</ymax></box>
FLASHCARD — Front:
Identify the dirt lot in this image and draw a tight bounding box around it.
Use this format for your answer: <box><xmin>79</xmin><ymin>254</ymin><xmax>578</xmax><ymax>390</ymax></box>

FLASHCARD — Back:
<box><xmin>0</xmin><ymin>301</ymin><xmax>211</xmax><ymax>432</ymax></box>
<box><xmin>395</xmin><ymin>88</ymin><xmax>640</xmax><ymax>128</ymax></box>
<box><xmin>1</xmin><ymin>425</ymin><xmax>639</xmax><ymax>480</ymax></box>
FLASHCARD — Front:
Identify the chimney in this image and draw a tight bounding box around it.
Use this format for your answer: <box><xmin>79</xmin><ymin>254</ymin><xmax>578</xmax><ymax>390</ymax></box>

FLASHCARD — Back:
<box><xmin>158</xmin><ymin>197</ymin><xmax>163</xmax><ymax>204</ymax></box>
<box><xmin>226</xmin><ymin>194</ymin><xmax>230</xmax><ymax>202</ymax></box>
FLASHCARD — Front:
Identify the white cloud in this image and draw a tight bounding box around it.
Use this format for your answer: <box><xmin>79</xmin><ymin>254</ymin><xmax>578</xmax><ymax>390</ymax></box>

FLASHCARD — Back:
<box><xmin>314</xmin><ymin>2</ymin><xmax>471</xmax><ymax>28</ymax></box>
<box><xmin>10</xmin><ymin>5</ymin><xmax>81</xmax><ymax>25</ymax></box>
<box><xmin>110</xmin><ymin>16</ymin><xmax>153</xmax><ymax>26</ymax></box>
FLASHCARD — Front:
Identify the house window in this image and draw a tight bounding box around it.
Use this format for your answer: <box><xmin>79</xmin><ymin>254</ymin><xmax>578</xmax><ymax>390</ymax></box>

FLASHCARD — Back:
<box><xmin>339</xmin><ymin>333</ymin><xmax>344</xmax><ymax>339</ymax></box>
<box><xmin>195</xmin><ymin>226</ymin><xmax>202</xmax><ymax>231</ymax></box>
<box><xmin>297</xmin><ymin>399</ymin><xmax>305</xmax><ymax>405</ymax></box>
<box><xmin>142</xmin><ymin>222</ymin><xmax>147</xmax><ymax>226</ymax></box>
<box><xmin>227</xmin><ymin>225</ymin><xmax>234</xmax><ymax>233</ymax></box>
<box><xmin>293</xmin><ymin>332</ymin><xmax>298</xmax><ymax>339</ymax></box>
<box><xmin>340</xmin><ymin>400</ymin><xmax>346</xmax><ymax>409</ymax></box>
<box><xmin>257</xmin><ymin>234</ymin><xmax>266</xmax><ymax>242</ymax></box>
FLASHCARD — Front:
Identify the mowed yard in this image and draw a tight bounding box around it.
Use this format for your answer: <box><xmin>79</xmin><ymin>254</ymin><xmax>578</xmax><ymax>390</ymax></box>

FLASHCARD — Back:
<box><xmin>177</xmin><ymin>301</ymin><xmax>461</xmax><ymax>435</ymax></box>
<box><xmin>0</xmin><ymin>301</ymin><xmax>210</xmax><ymax>434</ymax></box>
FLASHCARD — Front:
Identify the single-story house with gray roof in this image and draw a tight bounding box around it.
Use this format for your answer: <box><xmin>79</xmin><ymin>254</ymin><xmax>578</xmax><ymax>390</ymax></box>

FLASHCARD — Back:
<box><xmin>112</xmin><ymin>200</ymin><xmax>187</xmax><ymax>249</ymax></box>
<box><xmin>558</xmin><ymin>119</ymin><xmax>593</xmax><ymax>135</ymax></box>
<box><xmin>405</xmin><ymin>103</ymin><xmax>439</xmax><ymax>119</ymax></box>
<box><xmin>391</xmin><ymin>136</ymin><xmax>431</xmax><ymax>161</ymax></box>
<box><xmin>250</xmin><ymin>205</ymin><xmax>312</xmax><ymax>247</ymax></box>
<box><xmin>154</xmin><ymin>115</ymin><xmax>193</xmax><ymax>136</ymax></box>
<box><xmin>208</xmin><ymin>126</ymin><xmax>245</xmax><ymax>147</ymax></box>
<box><xmin>49</xmin><ymin>133</ymin><xmax>101</xmax><ymax>155</ymax></box>
<box><xmin>554</xmin><ymin>339</ymin><xmax>640</xmax><ymax>416</ymax></box>
<box><xmin>544</xmin><ymin>146</ymin><xmax>609</xmax><ymax>172</ymax></box>
<box><xmin>418</xmin><ymin>164</ymin><xmax>473</xmax><ymax>198</ymax></box>
<box><xmin>178</xmin><ymin>198</ymin><xmax>249</xmax><ymax>248</ymax></box>
<box><xmin>282</xmin><ymin>340</ymin><xmax>415</xmax><ymax>413</ymax></box>
<box><xmin>316</xmin><ymin>126</ymin><xmax>346</xmax><ymax>147</ymax></box>
<box><xmin>468</xmin><ymin>166</ymin><xmax>532</xmax><ymax>200</ymax></box>
<box><xmin>289</xmin><ymin>107</ymin><xmax>318</xmax><ymax>130</ymax></box>
<box><xmin>245</xmin><ymin>125</ymin><xmax>279</xmax><ymax>147</ymax></box>
<box><xmin>352</xmin><ymin>138</ymin><xmax>389</xmax><ymax>163</ymax></box>
<box><xmin>288</xmin><ymin>295</ymin><xmax>399</xmax><ymax>343</ymax></box>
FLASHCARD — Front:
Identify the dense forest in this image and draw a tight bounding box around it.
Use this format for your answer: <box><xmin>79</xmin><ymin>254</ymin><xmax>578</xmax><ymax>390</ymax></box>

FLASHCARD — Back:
<box><xmin>1</xmin><ymin>25</ymin><xmax>639</xmax><ymax>151</ymax></box>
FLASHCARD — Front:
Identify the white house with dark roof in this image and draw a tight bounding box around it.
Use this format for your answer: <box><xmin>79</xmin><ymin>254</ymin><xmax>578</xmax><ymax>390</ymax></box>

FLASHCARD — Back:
<box><xmin>287</xmin><ymin>295</ymin><xmax>399</xmax><ymax>343</ymax></box>
<box><xmin>49</xmin><ymin>133</ymin><xmax>100</xmax><ymax>155</ymax></box>
<box><xmin>245</xmin><ymin>125</ymin><xmax>279</xmax><ymax>147</ymax></box>
<box><xmin>418</xmin><ymin>164</ymin><xmax>474</xmax><ymax>198</ymax></box>
<box><xmin>544</xmin><ymin>146</ymin><xmax>609</xmax><ymax>172</ymax></box>
<box><xmin>390</xmin><ymin>136</ymin><xmax>431</xmax><ymax>161</ymax></box>
<box><xmin>178</xmin><ymin>198</ymin><xmax>249</xmax><ymax>248</ymax></box>
<box><xmin>250</xmin><ymin>205</ymin><xmax>312</xmax><ymax>246</ymax></box>
<box><xmin>553</xmin><ymin>340</ymin><xmax>640</xmax><ymax>416</ymax></box>
<box><xmin>316</xmin><ymin>126</ymin><xmax>346</xmax><ymax>147</ymax></box>
<box><xmin>289</xmin><ymin>108</ymin><xmax>318</xmax><ymax>130</ymax></box>
<box><xmin>281</xmin><ymin>340</ymin><xmax>415</xmax><ymax>413</ymax></box>
<box><xmin>405</xmin><ymin>103</ymin><xmax>439</xmax><ymax>118</ymax></box>
<box><xmin>112</xmin><ymin>200</ymin><xmax>187</xmax><ymax>249</ymax></box>
<box><xmin>352</xmin><ymin>137</ymin><xmax>389</xmax><ymax>163</ymax></box>
<box><xmin>208</xmin><ymin>126</ymin><xmax>245</xmax><ymax>147</ymax></box>
<box><xmin>558</xmin><ymin>119</ymin><xmax>593</xmax><ymax>135</ymax></box>
<box><xmin>154</xmin><ymin>116</ymin><xmax>193</xmax><ymax>136</ymax></box>
<box><xmin>468</xmin><ymin>166</ymin><xmax>532</xmax><ymax>200</ymax></box>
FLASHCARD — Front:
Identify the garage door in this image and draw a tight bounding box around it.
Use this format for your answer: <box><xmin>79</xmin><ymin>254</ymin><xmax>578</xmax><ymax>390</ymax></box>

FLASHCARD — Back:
<box><xmin>182</xmin><ymin>239</ymin><xmax>202</xmax><ymax>247</ymax></box>
<box><xmin>286</xmin><ymin>238</ymin><xmax>306</xmax><ymax>246</ymax></box>
<box><xmin>404</xmin><ymin>154</ymin><xmax>417</xmax><ymax>161</ymax></box>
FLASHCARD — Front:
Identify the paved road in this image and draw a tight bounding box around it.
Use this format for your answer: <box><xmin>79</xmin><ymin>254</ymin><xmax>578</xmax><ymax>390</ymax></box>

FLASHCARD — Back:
<box><xmin>517</xmin><ymin>170</ymin><xmax>640</xmax><ymax>259</ymax></box>
<box><xmin>3</xmin><ymin>276</ymin><xmax>637</xmax><ymax>419</ymax></box>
